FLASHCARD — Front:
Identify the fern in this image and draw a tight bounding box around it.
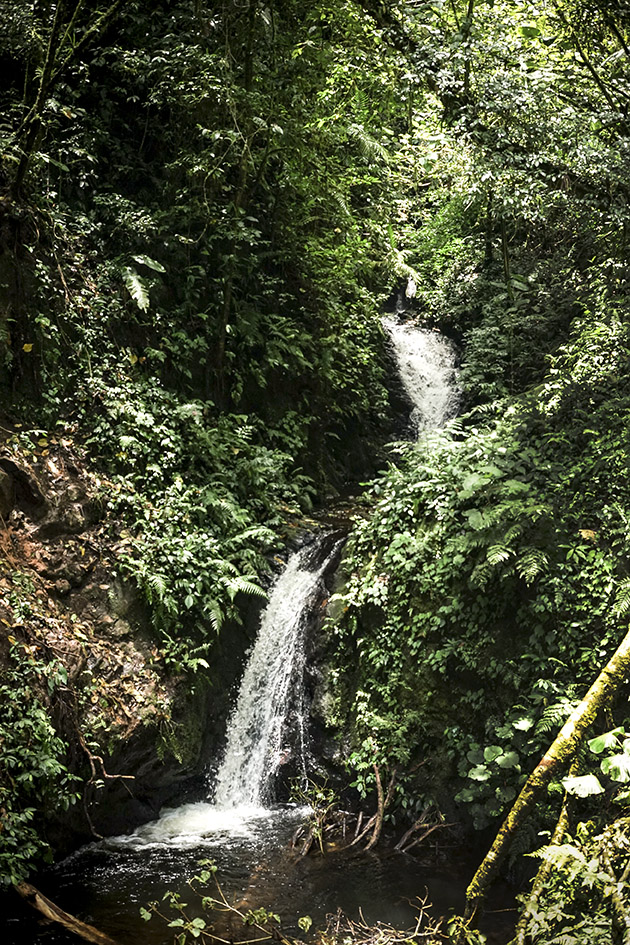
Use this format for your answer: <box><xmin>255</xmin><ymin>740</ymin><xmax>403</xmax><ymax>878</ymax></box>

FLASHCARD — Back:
<box><xmin>487</xmin><ymin>543</ymin><xmax>514</xmax><ymax>566</ymax></box>
<box><xmin>230</xmin><ymin>576</ymin><xmax>267</xmax><ymax>599</ymax></box>
<box><xmin>612</xmin><ymin>578</ymin><xmax>630</xmax><ymax>618</ymax></box>
<box><xmin>347</xmin><ymin>122</ymin><xmax>389</xmax><ymax>164</ymax></box>
<box><xmin>331</xmin><ymin>189</ymin><xmax>352</xmax><ymax>221</ymax></box>
<box><xmin>206</xmin><ymin>600</ymin><xmax>224</xmax><ymax>633</ymax></box>
<box><xmin>516</xmin><ymin>548</ymin><xmax>549</xmax><ymax>584</ymax></box>
<box><xmin>221</xmin><ymin>574</ymin><xmax>267</xmax><ymax>602</ymax></box>
<box><xmin>146</xmin><ymin>572</ymin><xmax>167</xmax><ymax>602</ymax></box>
<box><xmin>122</xmin><ymin>266</ymin><xmax>150</xmax><ymax>311</ymax></box>
<box><xmin>535</xmin><ymin>698</ymin><xmax>578</xmax><ymax>737</ymax></box>
<box><xmin>534</xmin><ymin>842</ymin><xmax>586</xmax><ymax>869</ymax></box>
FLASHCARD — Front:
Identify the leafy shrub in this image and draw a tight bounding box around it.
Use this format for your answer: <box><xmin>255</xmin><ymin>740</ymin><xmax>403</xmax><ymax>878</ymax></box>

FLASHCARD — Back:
<box><xmin>0</xmin><ymin>641</ymin><xmax>79</xmax><ymax>886</ymax></box>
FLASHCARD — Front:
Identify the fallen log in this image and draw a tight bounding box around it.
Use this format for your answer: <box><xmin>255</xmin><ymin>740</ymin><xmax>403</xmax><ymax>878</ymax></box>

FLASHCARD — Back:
<box><xmin>15</xmin><ymin>881</ymin><xmax>124</xmax><ymax>945</ymax></box>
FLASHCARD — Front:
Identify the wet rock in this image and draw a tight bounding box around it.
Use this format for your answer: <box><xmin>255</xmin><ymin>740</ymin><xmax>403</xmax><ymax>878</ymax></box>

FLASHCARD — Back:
<box><xmin>0</xmin><ymin>468</ymin><xmax>12</xmax><ymax>519</ymax></box>
<box><xmin>108</xmin><ymin>577</ymin><xmax>136</xmax><ymax>619</ymax></box>
<box><xmin>108</xmin><ymin>618</ymin><xmax>133</xmax><ymax>640</ymax></box>
<box><xmin>54</xmin><ymin>578</ymin><xmax>71</xmax><ymax>597</ymax></box>
<box><xmin>35</xmin><ymin>503</ymin><xmax>86</xmax><ymax>538</ymax></box>
<box><xmin>0</xmin><ymin>457</ymin><xmax>46</xmax><ymax>516</ymax></box>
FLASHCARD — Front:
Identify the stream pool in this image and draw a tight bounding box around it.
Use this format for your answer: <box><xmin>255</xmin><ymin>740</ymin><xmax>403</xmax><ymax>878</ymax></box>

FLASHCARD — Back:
<box><xmin>5</xmin><ymin>805</ymin><xmax>515</xmax><ymax>944</ymax></box>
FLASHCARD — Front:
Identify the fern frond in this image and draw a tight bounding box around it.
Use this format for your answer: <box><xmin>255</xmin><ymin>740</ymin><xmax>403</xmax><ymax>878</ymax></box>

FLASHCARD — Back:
<box><xmin>517</xmin><ymin>549</ymin><xmax>549</xmax><ymax>584</ymax></box>
<box><xmin>347</xmin><ymin>123</ymin><xmax>389</xmax><ymax>164</ymax></box>
<box><xmin>470</xmin><ymin>563</ymin><xmax>493</xmax><ymax>587</ymax></box>
<box><xmin>535</xmin><ymin>843</ymin><xmax>586</xmax><ymax>868</ymax></box>
<box><xmin>224</xmin><ymin>576</ymin><xmax>267</xmax><ymax>601</ymax></box>
<box><xmin>503</xmin><ymin>522</ymin><xmax>526</xmax><ymax>544</ymax></box>
<box><xmin>146</xmin><ymin>572</ymin><xmax>167</xmax><ymax>602</ymax></box>
<box><xmin>487</xmin><ymin>544</ymin><xmax>514</xmax><ymax>566</ymax></box>
<box><xmin>206</xmin><ymin>600</ymin><xmax>224</xmax><ymax>633</ymax></box>
<box><xmin>122</xmin><ymin>266</ymin><xmax>150</xmax><ymax>311</ymax></box>
<box><xmin>613</xmin><ymin>578</ymin><xmax>630</xmax><ymax>618</ymax></box>
<box><xmin>331</xmin><ymin>189</ymin><xmax>352</xmax><ymax>221</ymax></box>
<box><xmin>210</xmin><ymin>558</ymin><xmax>239</xmax><ymax>576</ymax></box>
<box><xmin>535</xmin><ymin>698</ymin><xmax>577</xmax><ymax>737</ymax></box>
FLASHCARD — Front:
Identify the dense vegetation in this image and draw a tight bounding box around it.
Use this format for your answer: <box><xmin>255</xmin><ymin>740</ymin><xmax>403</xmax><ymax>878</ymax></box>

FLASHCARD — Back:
<box><xmin>1</xmin><ymin>0</ymin><xmax>630</xmax><ymax>942</ymax></box>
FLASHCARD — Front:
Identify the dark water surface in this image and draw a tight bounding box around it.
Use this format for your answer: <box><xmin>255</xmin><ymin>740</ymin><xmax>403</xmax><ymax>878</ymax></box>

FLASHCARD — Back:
<box><xmin>4</xmin><ymin>806</ymin><xmax>515</xmax><ymax>944</ymax></box>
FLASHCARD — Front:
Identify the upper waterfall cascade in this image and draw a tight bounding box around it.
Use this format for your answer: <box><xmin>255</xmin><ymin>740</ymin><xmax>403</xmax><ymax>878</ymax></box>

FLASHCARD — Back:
<box><xmin>383</xmin><ymin>316</ymin><xmax>459</xmax><ymax>434</ymax></box>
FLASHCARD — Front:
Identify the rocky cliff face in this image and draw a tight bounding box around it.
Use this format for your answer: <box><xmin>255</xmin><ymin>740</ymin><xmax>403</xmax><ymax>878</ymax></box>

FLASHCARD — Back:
<box><xmin>0</xmin><ymin>426</ymin><xmax>233</xmax><ymax>851</ymax></box>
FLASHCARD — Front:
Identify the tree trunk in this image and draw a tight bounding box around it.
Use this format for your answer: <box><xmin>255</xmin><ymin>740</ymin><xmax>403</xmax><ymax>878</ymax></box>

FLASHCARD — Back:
<box><xmin>459</xmin><ymin>623</ymin><xmax>630</xmax><ymax>932</ymax></box>
<box><xmin>511</xmin><ymin>762</ymin><xmax>576</xmax><ymax>945</ymax></box>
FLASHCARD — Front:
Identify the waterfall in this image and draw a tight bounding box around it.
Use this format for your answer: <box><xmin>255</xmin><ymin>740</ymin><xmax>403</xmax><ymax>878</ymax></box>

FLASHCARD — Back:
<box><xmin>214</xmin><ymin>538</ymin><xmax>338</xmax><ymax>810</ymax></box>
<box><xmin>112</xmin><ymin>537</ymin><xmax>339</xmax><ymax>847</ymax></box>
<box><xmin>383</xmin><ymin>316</ymin><xmax>459</xmax><ymax>433</ymax></box>
<box><xmin>114</xmin><ymin>319</ymin><xmax>456</xmax><ymax>848</ymax></box>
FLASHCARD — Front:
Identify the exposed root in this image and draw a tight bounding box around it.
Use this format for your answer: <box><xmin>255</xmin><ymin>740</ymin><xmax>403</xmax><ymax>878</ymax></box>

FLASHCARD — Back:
<box><xmin>321</xmin><ymin>899</ymin><xmax>446</xmax><ymax>945</ymax></box>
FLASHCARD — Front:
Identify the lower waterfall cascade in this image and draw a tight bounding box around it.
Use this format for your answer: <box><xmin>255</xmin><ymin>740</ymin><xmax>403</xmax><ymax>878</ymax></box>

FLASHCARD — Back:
<box><xmin>110</xmin><ymin>535</ymin><xmax>341</xmax><ymax>847</ymax></box>
<box><xmin>101</xmin><ymin>315</ymin><xmax>459</xmax><ymax>852</ymax></box>
<box><xmin>214</xmin><ymin>536</ymin><xmax>343</xmax><ymax>810</ymax></box>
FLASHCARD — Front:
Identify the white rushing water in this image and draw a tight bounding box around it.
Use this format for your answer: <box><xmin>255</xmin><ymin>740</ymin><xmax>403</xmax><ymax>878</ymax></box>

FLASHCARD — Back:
<box><xmin>383</xmin><ymin>316</ymin><xmax>459</xmax><ymax>433</ymax></box>
<box><xmin>214</xmin><ymin>542</ymin><xmax>336</xmax><ymax>809</ymax></box>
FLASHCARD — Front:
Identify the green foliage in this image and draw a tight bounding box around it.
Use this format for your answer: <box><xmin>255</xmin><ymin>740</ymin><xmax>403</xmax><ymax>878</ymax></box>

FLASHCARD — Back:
<box><xmin>0</xmin><ymin>641</ymin><xmax>80</xmax><ymax>886</ymax></box>
<box><xmin>3</xmin><ymin>5</ymin><xmax>630</xmax><ymax>935</ymax></box>
<box><xmin>0</xmin><ymin>0</ymin><xmax>403</xmax><ymax>669</ymax></box>
<box><xmin>80</xmin><ymin>378</ymin><xmax>319</xmax><ymax>664</ymax></box>
<box><xmin>142</xmin><ymin>859</ymin><xmax>284</xmax><ymax>944</ymax></box>
<box><xmin>522</xmin><ymin>819</ymin><xmax>630</xmax><ymax>945</ymax></box>
<box><xmin>328</xmin><ymin>263</ymin><xmax>630</xmax><ymax>828</ymax></box>
<box><xmin>562</xmin><ymin>725</ymin><xmax>630</xmax><ymax>801</ymax></box>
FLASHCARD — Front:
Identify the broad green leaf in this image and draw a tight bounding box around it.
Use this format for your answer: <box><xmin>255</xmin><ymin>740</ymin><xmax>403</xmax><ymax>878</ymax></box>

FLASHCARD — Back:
<box><xmin>588</xmin><ymin>727</ymin><xmax>625</xmax><ymax>754</ymax></box>
<box><xmin>484</xmin><ymin>745</ymin><xmax>503</xmax><ymax>763</ymax></box>
<box><xmin>466</xmin><ymin>509</ymin><xmax>484</xmax><ymax>530</ymax></box>
<box><xmin>468</xmin><ymin>764</ymin><xmax>491</xmax><ymax>781</ymax></box>
<box><xmin>562</xmin><ymin>774</ymin><xmax>604</xmax><ymax>797</ymax></box>
<box><xmin>601</xmin><ymin>753</ymin><xmax>630</xmax><ymax>783</ymax></box>
<box><xmin>466</xmin><ymin>748</ymin><xmax>484</xmax><ymax>764</ymax></box>
<box><xmin>496</xmin><ymin>751</ymin><xmax>520</xmax><ymax>768</ymax></box>
<box><xmin>132</xmin><ymin>254</ymin><xmax>166</xmax><ymax>273</ymax></box>
<box><xmin>496</xmin><ymin>785</ymin><xmax>517</xmax><ymax>804</ymax></box>
<box><xmin>123</xmin><ymin>267</ymin><xmax>150</xmax><ymax>311</ymax></box>
<box><xmin>462</xmin><ymin>473</ymin><xmax>489</xmax><ymax>493</ymax></box>
<box><xmin>455</xmin><ymin>787</ymin><xmax>477</xmax><ymax>803</ymax></box>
